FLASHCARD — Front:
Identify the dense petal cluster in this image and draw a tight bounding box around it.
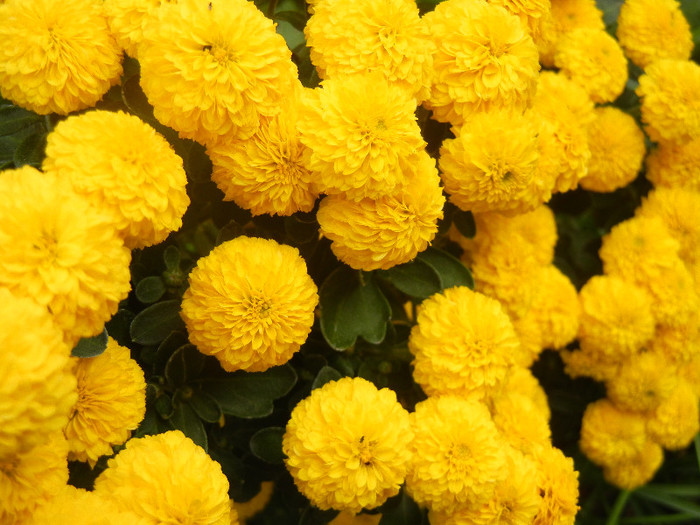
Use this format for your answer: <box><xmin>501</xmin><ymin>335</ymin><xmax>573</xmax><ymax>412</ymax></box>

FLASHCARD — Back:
<box><xmin>537</xmin><ymin>0</ymin><xmax>604</xmax><ymax>65</ymax></box>
<box><xmin>646</xmin><ymin>137</ymin><xmax>700</xmax><ymax>190</ymax></box>
<box><xmin>530</xmin><ymin>444</ymin><xmax>580</xmax><ymax>525</ymax></box>
<box><xmin>103</xmin><ymin>0</ymin><xmax>161</xmax><ymax>58</ymax></box>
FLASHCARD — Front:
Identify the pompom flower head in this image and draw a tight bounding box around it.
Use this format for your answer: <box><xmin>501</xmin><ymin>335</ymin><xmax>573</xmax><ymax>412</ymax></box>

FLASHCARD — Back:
<box><xmin>103</xmin><ymin>0</ymin><xmax>162</xmax><ymax>58</ymax></box>
<box><xmin>646</xmin><ymin>137</ymin><xmax>700</xmax><ymax>191</ymax></box>
<box><xmin>283</xmin><ymin>377</ymin><xmax>413</xmax><ymax>513</ymax></box>
<box><xmin>531</xmin><ymin>443</ymin><xmax>580</xmax><ymax>525</ymax></box>
<box><xmin>94</xmin><ymin>430</ymin><xmax>233</xmax><ymax>525</ymax></box>
<box><xmin>538</xmin><ymin>0</ymin><xmax>604</xmax><ymax>66</ymax></box>
<box><xmin>43</xmin><ymin>110</ymin><xmax>190</xmax><ymax>249</ymax></box>
<box><xmin>0</xmin><ymin>0</ymin><xmax>122</xmax><ymax>114</ymax></box>
<box><xmin>181</xmin><ymin>236</ymin><xmax>319</xmax><ymax>372</ymax></box>
<box><xmin>139</xmin><ymin>0</ymin><xmax>297</xmax><ymax>145</ymax></box>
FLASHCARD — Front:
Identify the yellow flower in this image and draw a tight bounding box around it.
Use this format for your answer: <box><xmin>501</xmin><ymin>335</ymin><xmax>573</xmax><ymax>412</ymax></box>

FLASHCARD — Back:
<box><xmin>64</xmin><ymin>337</ymin><xmax>146</xmax><ymax>466</ymax></box>
<box><xmin>490</xmin><ymin>0</ymin><xmax>552</xmax><ymax>44</ymax></box>
<box><xmin>638</xmin><ymin>258</ymin><xmax>699</xmax><ymax>328</ymax></box>
<box><xmin>537</xmin><ymin>0</ymin><xmax>604</xmax><ymax>66</ymax></box>
<box><xmin>139</xmin><ymin>0</ymin><xmax>297</xmax><ymax>145</ymax></box>
<box><xmin>0</xmin><ymin>167</ymin><xmax>131</xmax><ymax>346</ymax></box>
<box><xmin>650</xmin><ymin>319</ymin><xmax>700</xmax><ymax>365</ymax></box>
<box><xmin>94</xmin><ymin>431</ymin><xmax>233</xmax><ymax>525</ymax></box>
<box><xmin>506</xmin><ymin>367</ymin><xmax>551</xmax><ymax>421</ymax></box>
<box><xmin>0</xmin><ymin>0</ymin><xmax>122</xmax><ymax>115</ymax></box>
<box><xmin>637</xmin><ymin>59</ymin><xmax>700</xmax><ymax>144</ymax></box>
<box><xmin>646</xmin><ymin>137</ymin><xmax>700</xmax><ymax>191</ymax></box>
<box><xmin>646</xmin><ymin>380</ymin><xmax>700</xmax><ymax>450</ymax></box>
<box><xmin>282</xmin><ymin>377</ymin><xmax>413</xmax><ymax>513</ymax></box>
<box><xmin>0</xmin><ymin>288</ymin><xmax>76</xmax><ymax>462</ymax></box>
<box><xmin>406</xmin><ymin>396</ymin><xmax>508</xmax><ymax>513</ymax></box>
<box><xmin>530</xmin><ymin>444</ymin><xmax>580</xmax><ymax>525</ymax></box>
<box><xmin>297</xmin><ymin>73</ymin><xmax>426</xmax><ymax>200</ymax></box>
<box><xmin>606</xmin><ymin>352</ymin><xmax>678</xmax><ymax>413</ymax></box>
<box><xmin>409</xmin><ymin>287</ymin><xmax>519</xmax><ymax>400</ymax></box>
<box><xmin>181</xmin><ymin>236</ymin><xmax>318</xmax><ymax>373</ymax></box>
<box><xmin>317</xmin><ymin>152</ymin><xmax>444</xmax><ymax>271</ymax></box>
<box><xmin>439</xmin><ymin>110</ymin><xmax>541</xmax><ymax>215</ymax></box>
<box><xmin>424</xmin><ymin>0</ymin><xmax>540</xmax><ymax>126</ymax></box>
<box><xmin>103</xmin><ymin>0</ymin><xmax>161</xmax><ymax>58</ymax></box>
<box><xmin>534</xmin><ymin>71</ymin><xmax>596</xmax><ymax>127</ymax></box>
<box><xmin>0</xmin><ymin>433</ymin><xmax>69</xmax><ymax>525</ymax></box>
<box><xmin>616</xmin><ymin>0</ymin><xmax>693</xmax><ymax>69</ymax></box>
<box><xmin>43</xmin><ymin>110</ymin><xmax>190</xmax><ymax>249</ymax></box>
<box><xmin>528</xmin><ymin>265</ymin><xmax>580</xmax><ymax>350</ymax></box>
<box><xmin>561</xmin><ymin>348</ymin><xmax>620</xmax><ymax>383</ymax></box>
<box><xmin>679</xmin><ymin>356</ymin><xmax>700</xmax><ymax>398</ymax></box>
<box><xmin>208</xmin><ymin>89</ymin><xmax>318</xmax><ymax>217</ymax></box>
<box><xmin>580</xmin><ymin>107</ymin><xmax>646</xmax><ymax>192</ymax></box>
<box><xmin>512</xmin><ymin>313</ymin><xmax>545</xmax><ymax>367</ymax></box>
<box><xmin>602</xmin><ymin>441</ymin><xmax>664</xmax><ymax>491</ymax></box>
<box><xmin>490</xmin><ymin>391</ymin><xmax>552</xmax><ymax>455</ymax></box>
<box><xmin>305</xmin><ymin>0</ymin><xmax>434</xmax><ymax>101</ymax></box>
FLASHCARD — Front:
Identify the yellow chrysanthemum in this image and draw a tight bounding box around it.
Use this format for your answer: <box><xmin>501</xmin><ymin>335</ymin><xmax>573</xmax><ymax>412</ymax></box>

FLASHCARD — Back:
<box><xmin>0</xmin><ymin>433</ymin><xmax>69</xmax><ymax>525</ymax></box>
<box><xmin>181</xmin><ymin>236</ymin><xmax>318</xmax><ymax>373</ymax></box>
<box><xmin>649</xmin><ymin>318</ymin><xmax>700</xmax><ymax>365</ymax></box>
<box><xmin>616</xmin><ymin>0</ymin><xmax>693</xmax><ymax>69</ymax></box>
<box><xmin>646</xmin><ymin>381</ymin><xmax>700</xmax><ymax>450</ymax></box>
<box><xmin>530</xmin><ymin>444</ymin><xmax>580</xmax><ymax>525</ymax></box>
<box><xmin>406</xmin><ymin>396</ymin><xmax>508</xmax><ymax>513</ymax></box>
<box><xmin>679</xmin><ymin>356</ymin><xmax>700</xmax><ymax>398</ymax></box>
<box><xmin>602</xmin><ymin>441</ymin><xmax>664</xmax><ymax>491</ymax></box>
<box><xmin>580</xmin><ymin>107</ymin><xmax>646</xmax><ymax>192</ymax></box>
<box><xmin>490</xmin><ymin>0</ymin><xmax>552</xmax><ymax>44</ymax></box>
<box><xmin>533</xmin><ymin>71</ymin><xmax>596</xmax><ymax>128</ymax></box>
<box><xmin>103</xmin><ymin>0</ymin><xmax>162</xmax><ymax>58</ymax></box>
<box><xmin>637</xmin><ymin>59</ymin><xmax>700</xmax><ymax>144</ymax></box>
<box><xmin>579</xmin><ymin>399</ymin><xmax>650</xmax><ymax>467</ymax></box>
<box><xmin>208</xmin><ymin>89</ymin><xmax>318</xmax><ymax>217</ymax></box>
<box><xmin>0</xmin><ymin>0</ymin><xmax>122</xmax><ymax>115</ymax></box>
<box><xmin>512</xmin><ymin>313</ymin><xmax>545</xmax><ymax>367</ymax></box>
<box><xmin>606</xmin><ymin>352</ymin><xmax>678</xmax><ymax>413</ymax></box>
<box><xmin>646</xmin><ymin>137</ymin><xmax>700</xmax><ymax>191</ymax></box>
<box><xmin>528</xmin><ymin>265</ymin><xmax>580</xmax><ymax>350</ymax></box>
<box><xmin>317</xmin><ymin>152</ymin><xmax>444</xmax><ymax>271</ymax></box>
<box><xmin>537</xmin><ymin>0</ymin><xmax>604</xmax><ymax>66</ymax></box>
<box><xmin>561</xmin><ymin>348</ymin><xmax>620</xmax><ymax>383</ymax></box>
<box><xmin>43</xmin><ymin>110</ymin><xmax>190</xmax><ymax>249</ymax></box>
<box><xmin>0</xmin><ymin>167</ymin><xmax>131</xmax><ymax>346</ymax></box>
<box><xmin>577</xmin><ymin>275</ymin><xmax>655</xmax><ymax>361</ymax></box>
<box><xmin>506</xmin><ymin>367</ymin><xmax>551</xmax><ymax>421</ymax></box>
<box><xmin>0</xmin><ymin>288</ymin><xmax>76</xmax><ymax>462</ymax></box>
<box><xmin>94</xmin><ymin>431</ymin><xmax>233</xmax><ymax>525</ymax></box>
<box><xmin>490</xmin><ymin>391</ymin><xmax>552</xmax><ymax>455</ymax></box>
<box><xmin>639</xmin><ymin>258</ymin><xmax>700</xmax><ymax>328</ymax></box>
<box><xmin>305</xmin><ymin>0</ymin><xmax>434</xmax><ymax>101</ymax></box>
<box><xmin>139</xmin><ymin>0</ymin><xmax>297</xmax><ymax>145</ymax></box>
<box><xmin>424</xmin><ymin>0</ymin><xmax>540</xmax><ymax>126</ymax></box>
<box><xmin>283</xmin><ymin>377</ymin><xmax>413</xmax><ymax>514</ymax></box>
<box><xmin>439</xmin><ymin>110</ymin><xmax>541</xmax><ymax>215</ymax></box>
<box><xmin>409</xmin><ymin>287</ymin><xmax>519</xmax><ymax>400</ymax></box>
<box><xmin>297</xmin><ymin>73</ymin><xmax>425</xmax><ymax>200</ymax></box>
<box><xmin>64</xmin><ymin>337</ymin><xmax>146</xmax><ymax>466</ymax></box>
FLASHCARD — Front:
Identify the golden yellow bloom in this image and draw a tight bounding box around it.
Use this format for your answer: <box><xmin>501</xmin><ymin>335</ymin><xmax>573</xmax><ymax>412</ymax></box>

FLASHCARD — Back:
<box><xmin>424</xmin><ymin>0</ymin><xmax>540</xmax><ymax>126</ymax></box>
<box><xmin>0</xmin><ymin>0</ymin><xmax>122</xmax><ymax>115</ymax></box>
<box><xmin>637</xmin><ymin>59</ymin><xmax>700</xmax><ymax>144</ymax></box>
<box><xmin>439</xmin><ymin>110</ymin><xmax>541</xmax><ymax>214</ymax></box>
<box><xmin>530</xmin><ymin>443</ymin><xmax>580</xmax><ymax>525</ymax></box>
<box><xmin>490</xmin><ymin>391</ymin><xmax>552</xmax><ymax>455</ymax></box>
<box><xmin>43</xmin><ymin>110</ymin><xmax>190</xmax><ymax>249</ymax></box>
<box><xmin>561</xmin><ymin>348</ymin><xmax>620</xmax><ymax>383</ymax></box>
<box><xmin>181</xmin><ymin>236</ymin><xmax>318</xmax><ymax>372</ymax></box>
<box><xmin>409</xmin><ymin>287</ymin><xmax>519</xmax><ymax>400</ymax></box>
<box><xmin>0</xmin><ymin>167</ymin><xmax>131</xmax><ymax>346</ymax></box>
<box><xmin>490</xmin><ymin>0</ymin><xmax>552</xmax><ymax>44</ymax></box>
<box><xmin>208</xmin><ymin>89</ymin><xmax>318</xmax><ymax>217</ymax></box>
<box><xmin>616</xmin><ymin>0</ymin><xmax>693</xmax><ymax>69</ymax></box>
<box><xmin>103</xmin><ymin>0</ymin><xmax>161</xmax><ymax>58</ymax></box>
<box><xmin>528</xmin><ymin>265</ymin><xmax>580</xmax><ymax>350</ymax></box>
<box><xmin>406</xmin><ymin>396</ymin><xmax>508</xmax><ymax>513</ymax></box>
<box><xmin>646</xmin><ymin>137</ymin><xmax>700</xmax><ymax>191</ymax></box>
<box><xmin>64</xmin><ymin>337</ymin><xmax>146</xmax><ymax>466</ymax></box>
<box><xmin>0</xmin><ymin>433</ymin><xmax>69</xmax><ymax>525</ymax></box>
<box><xmin>507</xmin><ymin>367</ymin><xmax>551</xmax><ymax>421</ymax></box>
<box><xmin>305</xmin><ymin>0</ymin><xmax>434</xmax><ymax>101</ymax></box>
<box><xmin>0</xmin><ymin>288</ymin><xmax>76</xmax><ymax>462</ymax></box>
<box><xmin>535</xmin><ymin>71</ymin><xmax>596</xmax><ymax>126</ymax></box>
<box><xmin>317</xmin><ymin>152</ymin><xmax>444</xmax><ymax>270</ymax></box>
<box><xmin>297</xmin><ymin>73</ymin><xmax>425</xmax><ymax>200</ymax></box>
<box><xmin>646</xmin><ymin>380</ymin><xmax>700</xmax><ymax>450</ymax></box>
<box><xmin>512</xmin><ymin>313</ymin><xmax>545</xmax><ymax>367</ymax></box>
<box><xmin>638</xmin><ymin>258</ymin><xmax>700</xmax><ymax>328</ymax></box>
<box><xmin>607</xmin><ymin>351</ymin><xmax>678</xmax><ymax>413</ymax></box>
<box><xmin>283</xmin><ymin>377</ymin><xmax>412</xmax><ymax>513</ymax></box>
<box><xmin>581</xmin><ymin>107</ymin><xmax>646</xmax><ymax>192</ymax></box>
<box><xmin>602</xmin><ymin>441</ymin><xmax>664</xmax><ymax>491</ymax></box>
<box><xmin>679</xmin><ymin>356</ymin><xmax>700</xmax><ymax>398</ymax></box>
<box><xmin>139</xmin><ymin>0</ymin><xmax>297</xmax><ymax>145</ymax></box>
<box><xmin>94</xmin><ymin>431</ymin><xmax>233</xmax><ymax>525</ymax></box>
<box><xmin>649</xmin><ymin>318</ymin><xmax>700</xmax><ymax>364</ymax></box>
<box><xmin>538</xmin><ymin>0</ymin><xmax>604</xmax><ymax>65</ymax></box>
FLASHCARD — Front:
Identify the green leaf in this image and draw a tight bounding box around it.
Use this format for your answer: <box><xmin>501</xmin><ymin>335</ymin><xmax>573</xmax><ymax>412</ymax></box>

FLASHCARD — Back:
<box><xmin>379</xmin><ymin>258</ymin><xmax>442</xmax><ymax>300</ymax></box>
<box><xmin>0</xmin><ymin>105</ymin><xmax>42</xmax><ymax>136</ymax></box>
<box><xmin>320</xmin><ymin>267</ymin><xmax>392</xmax><ymax>350</ymax></box>
<box><xmin>416</xmin><ymin>247</ymin><xmax>473</xmax><ymax>291</ymax></box>
<box><xmin>201</xmin><ymin>364</ymin><xmax>297</xmax><ymax>419</ymax></box>
<box><xmin>135</xmin><ymin>276</ymin><xmax>166</xmax><ymax>304</ymax></box>
<box><xmin>163</xmin><ymin>245</ymin><xmax>181</xmax><ymax>271</ymax></box>
<box><xmin>130</xmin><ymin>300</ymin><xmax>185</xmax><ymax>345</ymax></box>
<box><xmin>154</xmin><ymin>394</ymin><xmax>174</xmax><ymax>419</ymax></box>
<box><xmin>13</xmin><ymin>132</ymin><xmax>46</xmax><ymax>167</ymax></box>
<box><xmin>170</xmin><ymin>402</ymin><xmax>208</xmax><ymax>451</ymax></box>
<box><xmin>636</xmin><ymin>487</ymin><xmax>700</xmax><ymax>518</ymax></box>
<box><xmin>187</xmin><ymin>390</ymin><xmax>222</xmax><ymax>423</ymax></box>
<box><xmin>71</xmin><ymin>328</ymin><xmax>109</xmax><ymax>358</ymax></box>
<box><xmin>165</xmin><ymin>344</ymin><xmax>205</xmax><ymax>387</ymax></box>
<box><xmin>311</xmin><ymin>366</ymin><xmax>343</xmax><ymax>391</ymax></box>
<box><xmin>249</xmin><ymin>427</ymin><xmax>285</xmax><ymax>465</ymax></box>
<box><xmin>275</xmin><ymin>10</ymin><xmax>307</xmax><ymax>31</ymax></box>
<box><xmin>379</xmin><ymin>489</ymin><xmax>422</xmax><ymax>525</ymax></box>
<box><xmin>105</xmin><ymin>309</ymin><xmax>134</xmax><ymax>347</ymax></box>
<box><xmin>453</xmin><ymin>209</ymin><xmax>476</xmax><ymax>238</ymax></box>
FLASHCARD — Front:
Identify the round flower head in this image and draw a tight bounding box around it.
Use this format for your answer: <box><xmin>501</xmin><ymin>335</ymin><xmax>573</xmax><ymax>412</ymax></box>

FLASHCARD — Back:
<box><xmin>424</xmin><ymin>0</ymin><xmax>540</xmax><ymax>126</ymax></box>
<box><xmin>490</xmin><ymin>0</ymin><xmax>552</xmax><ymax>44</ymax></box>
<box><xmin>439</xmin><ymin>109</ymin><xmax>541</xmax><ymax>215</ymax></box>
<box><xmin>561</xmin><ymin>347</ymin><xmax>620</xmax><ymax>383</ymax></box>
<box><xmin>530</xmin><ymin>444</ymin><xmax>580</xmax><ymax>525</ymax></box>
<box><xmin>64</xmin><ymin>337</ymin><xmax>146</xmax><ymax>466</ymax></box>
<box><xmin>305</xmin><ymin>0</ymin><xmax>434</xmax><ymax>101</ymax></box>
<box><xmin>283</xmin><ymin>377</ymin><xmax>412</xmax><ymax>513</ymax></box>
<box><xmin>646</xmin><ymin>137</ymin><xmax>700</xmax><ymax>191</ymax></box>
<box><xmin>616</xmin><ymin>0</ymin><xmax>693</xmax><ymax>69</ymax></box>
<box><xmin>603</xmin><ymin>440</ymin><xmax>664</xmax><ymax>491</ymax></box>
<box><xmin>208</xmin><ymin>87</ymin><xmax>318</xmax><ymax>217</ymax></box>
<box><xmin>43</xmin><ymin>110</ymin><xmax>190</xmax><ymax>249</ymax></box>
<box><xmin>581</xmin><ymin>107</ymin><xmax>646</xmax><ymax>192</ymax></box>
<box><xmin>0</xmin><ymin>167</ymin><xmax>131</xmax><ymax>346</ymax></box>
<box><xmin>406</xmin><ymin>396</ymin><xmax>508</xmax><ymax>513</ymax></box>
<box><xmin>680</xmin><ymin>356</ymin><xmax>700</xmax><ymax>398</ymax></box>
<box><xmin>0</xmin><ymin>288</ymin><xmax>76</xmax><ymax>462</ymax></box>
<box><xmin>637</xmin><ymin>257</ymin><xmax>699</xmax><ymax>328</ymax></box>
<box><xmin>646</xmin><ymin>380</ymin><xmax>700</xmax><ymax>450</ymax></box>
<box><xmin>0</xmin><ymin>0</ymin><xmax>122</xmax><ymax>115</ymax></box>
<box><xmin>637</xmin><ymin>59</ymin><xmax>700</xmax><ymax>144</ymax></box>
<box><xmin>537</xmin><ymin>0</ymin><xmax>604</xmax><ymax>66</ymax></box>
<box><xmin>181</xmin><ymin>236</ymin><xmax>318</xmax><ymax>372</ymax></box>
<box><xmin>0</xmin><ymin>433</ymin><xmax>69</xmax><ymax>525</ymax></box>
<box><xmin>528</xmin><ymin>265</ymin><xmax>580</xmax><ymax>350</ymax></box>
<box><xmin>490</xmin><ymin>391</ymin><xmax>552</xmax><ymax>455</ymax></box>
<box><xmin>512</xmin><ymin>313</ymin><xmax>546</xmax><ymax>367</ymax></box>
<box><xmin>606</xmin><ymin>351</ymin><xmax>678</xmax><ymax>413</ymax></box>
<box><xmin>650</xmin><ymin>317</ymin><xmax>700</xmax><ymax>365</ymax></box>
<box><xmin>103</xmin><ymin>0</ymin><xmax>163</xmax><ymax>58</ymax></box>
<box><xmin>95</xmin><ymin>431</ymin><xmax>232</xmax><ymax>524</ymax></box>
<box><xmin>297</xmin><ymin>73</ymin><xmax>425</xmax><ymax>200</ymax></box>
<box><xmin>534</xmin><ymin>71</ymin><xmax>596</xmax><ymax>128</ymax></box>
<box><xmin>139</xmin><ymin>0</ymin><xmax>297</xmax><ymax>145</ymax></box>
<box><xmin>507</xmin><ymin>367</ymin><xmax>551</xmax><ymax>420</ymax></box>
<box><xmin>317</xmin><ymin>152</ymin><xmax>444</xmax><ymax>271</ymax></box>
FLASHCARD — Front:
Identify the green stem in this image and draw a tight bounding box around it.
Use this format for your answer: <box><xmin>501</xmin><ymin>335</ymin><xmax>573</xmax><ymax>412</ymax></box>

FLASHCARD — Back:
<box><xmin>607</xmin><ymin>490</ymin><xmax>632</xmax><ymax>525</ymax></box>
<box><xmin>695</xmin><ymin>434</ymin><xmax>700</xmax><ymax>473</ymax></box>
<box><xmin>44</xmin><ymin>114</ymin><xmax>53</xmax><ymax>132</ymax></box>
<box><xmin>267</xmin><ymin>0</ymin><xmax>278</xmax><ymax>18</ymax></box>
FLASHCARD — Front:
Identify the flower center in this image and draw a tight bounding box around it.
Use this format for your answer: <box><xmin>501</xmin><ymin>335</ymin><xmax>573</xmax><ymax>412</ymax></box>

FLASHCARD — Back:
<box><xmin>246</xmin><ymin>295</ymin><xmax>271</xmax><ymax>319</ymax></box>
<box><xmin>204</xmin><ymin>44</ymin><xmax>234</xmax><ymax>65</ymax></box>
<box><xmin>33</xmin><ymin>230</ymin><xmax>60</xmax><ymax>263</ymax></box>
<box><xmin>357</xmin><ymin>436</ymin><xmax>374</xmax><ymax>465</ymax></box>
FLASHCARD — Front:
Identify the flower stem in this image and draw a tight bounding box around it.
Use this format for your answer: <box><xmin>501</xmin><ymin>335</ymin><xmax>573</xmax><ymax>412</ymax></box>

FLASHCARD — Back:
<box><xmin>606</xmin><ymin>490</ymin><xmax>632</xmax><ymax>525</ymax></box>
<box><xmin>44</xmin><ymin>114</ymin><xmax>54</xmax><ymax>132</ymax></box>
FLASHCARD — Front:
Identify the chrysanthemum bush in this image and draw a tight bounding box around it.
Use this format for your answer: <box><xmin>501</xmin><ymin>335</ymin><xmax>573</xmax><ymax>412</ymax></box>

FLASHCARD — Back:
<box><xmin>1</xmin><ymin>0</ymin><xmax>700</xmax><ymax>523</ymax></box>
